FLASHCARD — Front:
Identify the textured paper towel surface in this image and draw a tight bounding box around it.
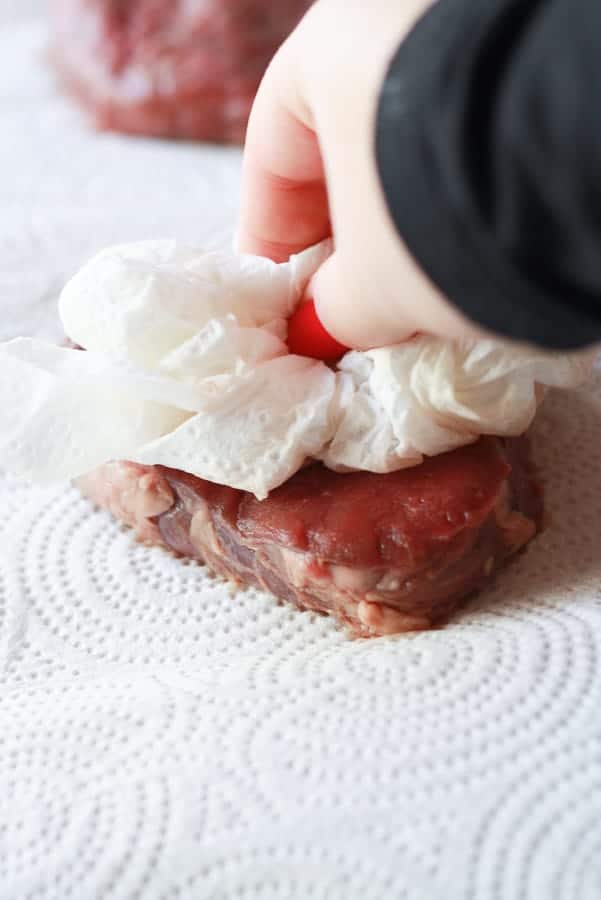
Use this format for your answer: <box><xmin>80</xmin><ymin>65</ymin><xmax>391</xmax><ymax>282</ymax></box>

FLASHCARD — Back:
<box><xmin>0</xmin><ymin>238</ymin><xmax>590</xmax><ymax>496</ymax></box>
<box><xmin>2</xmin><ymin>14</ymin><xmax>601</xmax><ymax>900</ymax></box>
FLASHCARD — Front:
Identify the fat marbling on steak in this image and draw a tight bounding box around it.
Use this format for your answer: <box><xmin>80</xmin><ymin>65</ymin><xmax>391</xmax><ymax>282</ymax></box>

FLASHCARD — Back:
<box><xmin>78</xmin><ymin>436</ymin><xmax>542</xmax><ymax>637</ymax></box>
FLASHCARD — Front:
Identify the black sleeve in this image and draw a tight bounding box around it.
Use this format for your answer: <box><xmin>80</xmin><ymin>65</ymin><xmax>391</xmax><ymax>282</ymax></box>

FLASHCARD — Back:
<box><xmin>376</xmin><ymin>0</ymin><xmax>601</xmax><ymax>350</ymax></box>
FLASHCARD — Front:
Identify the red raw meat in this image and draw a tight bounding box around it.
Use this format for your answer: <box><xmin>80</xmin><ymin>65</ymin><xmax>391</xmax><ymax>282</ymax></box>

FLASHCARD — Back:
<box><xmin>50</xmin><ymin>0</ymin><xmax>312</xmax><ymax>143</ymax></box>
<box><xmin>78</xmin><ymin>437</ymin><xmax>543</xmax><ymax>637</ymax></box>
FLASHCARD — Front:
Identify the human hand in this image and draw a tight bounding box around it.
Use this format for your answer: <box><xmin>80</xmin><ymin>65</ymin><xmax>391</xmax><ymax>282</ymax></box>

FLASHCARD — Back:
<box><xmin>238</xmin><ymin>0</ymin><xmax>484</xmax><ymax>350</ymax></box>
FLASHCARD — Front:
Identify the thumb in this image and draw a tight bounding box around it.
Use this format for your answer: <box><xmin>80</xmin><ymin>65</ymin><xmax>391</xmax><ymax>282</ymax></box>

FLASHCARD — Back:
<box><xmin>311</xmin><ymin>251</ymin><xmax>418</xmax><ymax>351</ymax></box>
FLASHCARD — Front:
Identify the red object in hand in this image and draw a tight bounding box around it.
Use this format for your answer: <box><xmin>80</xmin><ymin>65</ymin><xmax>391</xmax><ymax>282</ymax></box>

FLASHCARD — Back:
<box><xmin>287</xmin><ymin>299</ymin><xmax>349</xmax><ymax>362</ymax></box>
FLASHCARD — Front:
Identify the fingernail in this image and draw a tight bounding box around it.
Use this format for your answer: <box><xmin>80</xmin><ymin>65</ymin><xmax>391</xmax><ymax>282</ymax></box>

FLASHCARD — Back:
<box><xmin>287</xmin><ymin>298</ymin><xmax>349</xmax><ymax>362</ymax></box>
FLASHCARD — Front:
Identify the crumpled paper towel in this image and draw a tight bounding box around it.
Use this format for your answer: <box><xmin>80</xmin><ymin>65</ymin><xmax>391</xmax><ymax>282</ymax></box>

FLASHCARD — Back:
<box><xmin>0</xmin><ymin>239</ymin><xmax>592</xmax><ymax>497</ymax></box>
<box><xmin>3</xmin><ymin>16</ymin><xmax>601</xmax><ymax>900</ymax></box>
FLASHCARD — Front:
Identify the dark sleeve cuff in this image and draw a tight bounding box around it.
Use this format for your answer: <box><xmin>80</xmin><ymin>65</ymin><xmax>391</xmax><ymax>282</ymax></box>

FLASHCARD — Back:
<box><xmin>375</xmin><ymin>0</ymin><xmax>601</xmax><ymax>350</ymax></box>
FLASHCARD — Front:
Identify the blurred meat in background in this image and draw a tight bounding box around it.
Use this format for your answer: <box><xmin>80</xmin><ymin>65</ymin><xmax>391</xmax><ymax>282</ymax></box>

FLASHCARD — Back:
<box><xmin>50</xmin><ymin>0</ymin><xmax>312</xmax><ymax>143</ymax></box>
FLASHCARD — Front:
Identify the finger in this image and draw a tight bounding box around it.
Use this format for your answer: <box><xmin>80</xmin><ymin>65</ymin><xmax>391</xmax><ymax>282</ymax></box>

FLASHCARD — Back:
<box><xmin>311</xmin><ymin>251</ymin><xmax>418</xmax><ymax>350</ymax></box>
<box><xmin>238</xmin><ymin>50</ymin><xmax>331</xmax><ymax>263</ymax></box>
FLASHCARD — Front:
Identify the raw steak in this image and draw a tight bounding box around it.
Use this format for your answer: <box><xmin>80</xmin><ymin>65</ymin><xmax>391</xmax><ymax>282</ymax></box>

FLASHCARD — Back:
<box><xmin>50</xmin><ymin>0</ymin><xmax>312</xmax><ymax>143</ymax></box>
<box><xmin>78</xmin><ymin>437</ymin><xmax>543</xmax><ymax>637</ymax></box>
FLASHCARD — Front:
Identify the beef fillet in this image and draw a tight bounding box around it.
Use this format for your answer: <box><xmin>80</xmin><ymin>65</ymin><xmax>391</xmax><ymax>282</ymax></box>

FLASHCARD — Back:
<box><xmin>50</xmin><ymin>0</ymin><xmax>312</xmax><ymax>143</ymax></box>
<box><xmin>77</xmin><ymin>437</ymin><xmax>542</xmax><ymax>637</ymax></box>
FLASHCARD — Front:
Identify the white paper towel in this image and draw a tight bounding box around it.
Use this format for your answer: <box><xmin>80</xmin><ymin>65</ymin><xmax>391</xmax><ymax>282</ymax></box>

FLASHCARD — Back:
<box><xmin>0</xmin><ymin>238</ymin><xmax>590</xmax><ymax>497</ymax></box>
<box><xmin>1</xmin><ymin>15</ymin><xmax>601</xmax><ymax>900</ymax></box>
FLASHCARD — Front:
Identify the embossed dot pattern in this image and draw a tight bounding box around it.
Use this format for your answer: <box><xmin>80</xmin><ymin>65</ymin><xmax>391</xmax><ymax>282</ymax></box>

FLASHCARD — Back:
<box><xmin>2</xmin><ymin>11</ymin><xmax>601</xmax><ymax>899</ymax></box>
